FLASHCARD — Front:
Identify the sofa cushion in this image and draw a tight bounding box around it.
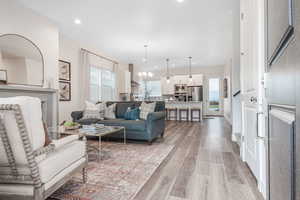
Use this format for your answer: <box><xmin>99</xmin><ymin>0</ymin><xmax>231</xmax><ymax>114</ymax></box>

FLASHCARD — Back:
<box><xmin>98</xmin><ymin>119</ymin><xmax>146</xmax><ymax>131</ymax></box>
<box><xmin>38</xmin><ymin>140</ymin><xmax>85</xmax><ymax>184</ymax></box>
<box><xmin>104</xmin><ymin>103</ymin><xmax>116</xmax><ymax>119</ymax></box>
<box><xmin>140</xmin><ymin>102</ymin><xmax>156</xmax><ymax>120</ymax></box>
<box><xmin>82</xmin><ymin>101</ymin><xmax>105</xmax><ymax>120</ymax></box>
<box><xmin>77</xmin><ymin>118</ymin><xmax>102</xmax><ymax>125</ymax></box>
<box><xmin>124</xmin><ymin>108</ymin><xmax>140</xmax><ymax>120</ymax></box>
<box><xmin>115</xmin><ymin>102</ymin><xmax>135</xmax><ymax>118</ymax></box>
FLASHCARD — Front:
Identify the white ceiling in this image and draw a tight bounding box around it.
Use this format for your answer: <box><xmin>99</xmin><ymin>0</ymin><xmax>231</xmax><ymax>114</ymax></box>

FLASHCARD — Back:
<box><xmin>17</xmin><ymin>0</ymin><xmax>234</xmax><ymax>71</ymax></box>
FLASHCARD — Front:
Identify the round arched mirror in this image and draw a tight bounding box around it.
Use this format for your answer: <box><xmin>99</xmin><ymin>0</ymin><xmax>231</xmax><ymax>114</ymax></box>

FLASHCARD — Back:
<box><xmin>0</xmin><ymin>34</ymin><xmax>44</xmax><ymax>86</ymax></box>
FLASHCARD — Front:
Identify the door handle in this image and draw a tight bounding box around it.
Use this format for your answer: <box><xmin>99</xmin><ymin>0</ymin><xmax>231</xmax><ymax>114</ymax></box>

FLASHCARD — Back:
<box><xmin>250</xmin><ymin>96</ymin><xmax>258</xmax><ymax>103</ymax></box>
<box><xmin>256</xmin><ymin>112</ymin><xmax>264</xmax><ymax>140</ymax></box>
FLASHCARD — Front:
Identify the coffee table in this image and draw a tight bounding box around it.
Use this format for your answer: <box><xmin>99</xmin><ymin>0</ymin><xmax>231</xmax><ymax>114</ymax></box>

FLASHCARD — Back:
<box><xmin>59</xmin><ymin>126</ymin><xmax>126</xmax><ymax>162</ymax></box>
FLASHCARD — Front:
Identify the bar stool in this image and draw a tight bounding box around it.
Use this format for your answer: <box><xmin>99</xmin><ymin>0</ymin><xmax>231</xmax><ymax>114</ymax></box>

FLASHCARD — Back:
<box><xmin>164</xmin><ymin>108</ymin><xmax>168</xmax><ymax>120</ymax></box>
<box><xmin>190</xmin><ymin>108</ymin><xmax>201</xmax><ymax>122</ymax></box>
<box><xmin>167</xmin><ymin>108</ymin><xmax>178</xmax><ymax>121</ymax></box>
<box><xmin>179</xmin><ymin>108</ymin><xmax>189</xmax><ymax>121</ymax></box>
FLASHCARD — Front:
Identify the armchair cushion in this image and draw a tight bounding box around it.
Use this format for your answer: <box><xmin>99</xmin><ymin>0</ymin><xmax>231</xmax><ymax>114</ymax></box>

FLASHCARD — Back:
<box><xmin>38</xmin><ymin>140</ymin><xmax>86</xmax><ymax>183</ymax></box>
<box><xmin>51</xmin><ymin>135</ymin><xmax>79</xmax><ymax>149</ymax></box>
<box><xmin>0</xmin><ymin>96</ymin><xmax>45</xmax><ymax>165</ymax></box>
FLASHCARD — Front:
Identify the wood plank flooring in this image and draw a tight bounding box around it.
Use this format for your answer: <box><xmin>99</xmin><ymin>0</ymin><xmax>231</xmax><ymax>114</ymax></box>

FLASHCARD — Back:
<box><xmin>134</xmin><ymin>117</ymin><xmax>264</xmax><ymax>200</ymax></box>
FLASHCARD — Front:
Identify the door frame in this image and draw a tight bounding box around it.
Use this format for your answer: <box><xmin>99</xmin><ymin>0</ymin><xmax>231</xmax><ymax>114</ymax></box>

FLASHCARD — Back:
<box><xmin>240</xmin><ymin>0</ymin><xmax>267</xmax><ymax>197</ymax></box>
<box><xmin>203</xmin><ymin>75</ymin><xmax>224</xmax><ymax>116</ymax></box>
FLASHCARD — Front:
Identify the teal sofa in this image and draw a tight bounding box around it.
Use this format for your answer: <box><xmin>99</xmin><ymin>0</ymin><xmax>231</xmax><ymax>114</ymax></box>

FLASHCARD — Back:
<box><xmin>71</xmin><ymin>101</ymin><xmax>166</xmax><ymax>144</ymax></box>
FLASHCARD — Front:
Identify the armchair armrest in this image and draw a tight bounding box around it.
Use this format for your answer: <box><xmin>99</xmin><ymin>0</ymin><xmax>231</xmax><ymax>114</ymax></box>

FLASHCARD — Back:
<box><xmin>71</xmin><ymin>111</ymin><xmax>84</xmax><ymax>122</ymax></box>
<box><xmin>51</xmin><ymin>135</ymin><xmax>80</xmax><ymax>149</ymax></box>
<box><xmin>34</xmin><ymin>144</ymin><xmax>55</xmax><ymax>157</ymax></box>
<box><xmin>146</xmin><ymin>111</ymin><xmax>166</xmax><ymax>141</ymax></box>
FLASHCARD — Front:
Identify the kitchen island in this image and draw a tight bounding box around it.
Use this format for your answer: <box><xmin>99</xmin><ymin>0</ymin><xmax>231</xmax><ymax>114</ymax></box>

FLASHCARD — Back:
<box><xmin>165</xmin><ymin>101</ymin><xmax>203</xmax><ymax>121</ymax></box>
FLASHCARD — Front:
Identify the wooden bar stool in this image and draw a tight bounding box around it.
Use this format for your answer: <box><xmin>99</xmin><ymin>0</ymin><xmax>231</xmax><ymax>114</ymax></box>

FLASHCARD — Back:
<box><xmin>164</xmin><ymin>108</ymin><xmax>168</xmax><ymax>120</ymax></box>
<box><xmin>190</xmin><ymin>108</ymin><xmax>201</xmax><ymax>122</ymax></box>
<box><xmin>179</xmin><ymin>108</ymin><xmax>189</xmax><ymax>121</ymax></box>
<box><xmin>167</xmin><ymin>108</ymin><xmax>178</xmax><ymax>121</ymax></box>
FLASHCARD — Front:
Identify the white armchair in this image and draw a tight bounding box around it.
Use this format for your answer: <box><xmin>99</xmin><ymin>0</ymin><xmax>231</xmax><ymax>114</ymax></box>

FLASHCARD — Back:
<box><xmin>0</xmin><ymin>96</ymin><xmax>88</xmax><ymax>200</ymax></box>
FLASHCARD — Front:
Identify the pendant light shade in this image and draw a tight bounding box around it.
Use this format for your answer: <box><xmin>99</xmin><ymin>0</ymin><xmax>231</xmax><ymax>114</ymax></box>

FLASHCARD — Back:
<box><xmin>143</xmin><ymin>45</ymin><xmax>148</xmax><ymax>63</ymax></box>
<box><xmin>166</xmin><ymin>58</ymin><xmax>170</xmax><ymax>83</ymax></box>
<box><xmin>188</xmin><ymin>56</ymin><xmax>192</xmax><ymax>82</ymax></box>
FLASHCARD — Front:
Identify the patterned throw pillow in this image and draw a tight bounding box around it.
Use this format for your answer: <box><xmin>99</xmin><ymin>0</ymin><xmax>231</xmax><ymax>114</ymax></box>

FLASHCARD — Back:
<box><xmin>140</xmin><ymin>102</ymin><xmax>156</xmax><ymax>120</ymax></box>
<box><xmin>82</xmin><ymin>101</ymin><xmax>105</xmax><ymax>119</ymax></box>
<box><xmin>104</xmin><ymin>103</ymin><xmax>116</xmax><ymax>119</ymax></box>
<box><xmin>124</xmin><ymin>108</ymin><xmax>140</xmax><ymax>120</ymax></box>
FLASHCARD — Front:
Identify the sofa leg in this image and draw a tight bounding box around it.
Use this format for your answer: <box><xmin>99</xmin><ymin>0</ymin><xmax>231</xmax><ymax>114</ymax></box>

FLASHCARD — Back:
<box><xmin>148</xmin><ymin>140</ymin><xmax>153</xmax><ymax>145</ymax></box>
<box><xmin>161</xmin><ymin>131</ymin><xmax>165</xmax><ymax>138</ymax></box>
<box><xmin>82</xmin><ymin>168</ymin><xmax>87</xmax><ymax>184</ymax></box>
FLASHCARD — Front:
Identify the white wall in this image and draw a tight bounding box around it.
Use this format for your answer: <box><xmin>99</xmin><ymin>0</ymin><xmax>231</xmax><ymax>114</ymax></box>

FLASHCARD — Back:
<box><xmin>59</xmin><ymin>34</ymin><xmax>129</xmax><ymax>122</ymax></box>
<box><xmin>223</xmin><ymin>60</ymin><xmax>232</xmax><ymax>124</ymax></box>
<box><xmin>2</xmin><ymin>57</ymin><xmax>27</xmax><ymax>83</ymax></box>
<box><xmin>26</xmin><ymin>58</ymin><xmax>43</xmax><ymax>85</ymax></box>
<box><xmin>231</xmin><ymin>0</ymin><xmax>242</xmax><ymax>141</ymax></box>
<box><xmin>0</xmin><ymin>0</ymin><xmax>59</xmax><ymax>89</ymax></box>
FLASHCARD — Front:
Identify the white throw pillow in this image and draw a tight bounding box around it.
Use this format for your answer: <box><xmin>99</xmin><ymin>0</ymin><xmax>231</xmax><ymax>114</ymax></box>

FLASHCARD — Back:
<box><xmin>140</xmin><ymin>102</ymin><xmax>156</xmax><ymax>120</ymax></box>
<box><xmin>82</xmin><ymin>101</ymin><xmax>105</xmax><ymax>119</ymax></box>
<box><xmin>104</xmin><ymin>103</ymin><xmax>116</xmax><ymax>119</ymax></box>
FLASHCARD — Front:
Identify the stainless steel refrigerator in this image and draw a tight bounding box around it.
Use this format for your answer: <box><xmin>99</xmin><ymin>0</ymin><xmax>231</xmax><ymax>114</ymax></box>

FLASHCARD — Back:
<box><xmin>188</xmin><ymin>86</ymin><xmax>203</xmax><ymax>102</ymax></box>
<box><xmin>266</xmin><ymin>0</ymin><xmax>299</xmax><ymax>199</ymax></box>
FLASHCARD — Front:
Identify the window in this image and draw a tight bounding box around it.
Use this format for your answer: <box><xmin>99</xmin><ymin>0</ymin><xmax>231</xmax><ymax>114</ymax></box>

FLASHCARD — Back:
<box><xmin>208</xmin><ymin>78</ymin><xmax>220</xmax><ymax>111</ymax></box>
<box><xmin>89</xmin><ymin>66</ymin><xmax>116</xmax><ymax>102</ymax></box>
<box><xmin>140</xmin><ymin>80</ymin><xmax>161</xmax><ymax>98</ymax></box>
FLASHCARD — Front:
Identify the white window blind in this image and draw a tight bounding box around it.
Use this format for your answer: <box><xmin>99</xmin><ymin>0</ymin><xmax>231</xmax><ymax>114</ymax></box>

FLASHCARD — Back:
<box><xmin>140</xmin><ymin>80</ymin><xmax>162</xmax><ymax>98</ymax></box>
<box><xmin>89</xmin><ymin>66</ymin><xmax>116</xmax><ymax>102</ymax></box>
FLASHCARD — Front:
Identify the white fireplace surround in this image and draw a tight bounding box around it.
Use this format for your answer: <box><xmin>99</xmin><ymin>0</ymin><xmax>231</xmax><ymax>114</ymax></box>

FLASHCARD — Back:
<box><xmin>0</xmin><ymin>85</ymin><xmax>58</xmax><ymax>138</ymax></box>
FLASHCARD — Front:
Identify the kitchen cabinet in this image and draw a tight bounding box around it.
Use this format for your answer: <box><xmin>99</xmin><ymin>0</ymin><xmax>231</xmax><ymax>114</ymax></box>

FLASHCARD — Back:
<box><xmin>173</xmin><ymin>75</ymin><xmax>188</xmax><ymax>85</ymax></box>
<box><xmin>118</xmin><ymin>70</ymin><xmax>131</xmax><ymax>94</ymax></box>
<box><xmin>187</xmin><ymin>74</ymin><xmax>203</xmax><ymax>86</ymax></box>
<box><xmin>124</xmin><ymin>71</ymin><xmax>131</xmax><ymax>93</ymax></box>
<box><xmin>161</xmin><ymin>74</ymin><xmax>204</xmax><ymax>95</ymax></box>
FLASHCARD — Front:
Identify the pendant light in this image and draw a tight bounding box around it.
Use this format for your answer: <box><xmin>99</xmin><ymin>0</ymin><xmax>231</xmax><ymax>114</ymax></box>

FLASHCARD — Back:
<box><xmin>166</xmin><ymin>58</ymin><xmax>170</xmax><ymax>84</ymax></box>
<box><xmin>143</xmin><ymin>45</ymin><xmax>148</xmax><ymax>63</ymax></box>
<box><xmin>188</xmin><ymin>56</ymin><xmax>192</xmax><ymax>82</ymax></box>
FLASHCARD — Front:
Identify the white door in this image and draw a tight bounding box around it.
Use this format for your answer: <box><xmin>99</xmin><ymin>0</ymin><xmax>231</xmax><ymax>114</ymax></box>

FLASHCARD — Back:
<box><xmin>204</xmin><ymin>76</ymin><xmax>223</xmax><ymax>116</ymax></box>
<box><xmin>240</xmin><ymin>0</ymin><xmax>266</xmax><ymax>188</ymax></box>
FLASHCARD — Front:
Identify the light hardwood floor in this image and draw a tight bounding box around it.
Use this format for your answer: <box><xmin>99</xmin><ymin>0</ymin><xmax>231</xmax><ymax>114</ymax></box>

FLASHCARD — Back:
<box><xmin>134</xmin><ymin>117</ymin><xmax>265</xmax><ymax>200</ymax></box>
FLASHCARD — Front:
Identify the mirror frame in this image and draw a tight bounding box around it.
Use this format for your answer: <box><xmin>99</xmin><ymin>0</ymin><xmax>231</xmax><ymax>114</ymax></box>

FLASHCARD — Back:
<box><xmin>0</xmin><ymin>33</ymin><xmax>45</xmax><ymax>87</ymax></box>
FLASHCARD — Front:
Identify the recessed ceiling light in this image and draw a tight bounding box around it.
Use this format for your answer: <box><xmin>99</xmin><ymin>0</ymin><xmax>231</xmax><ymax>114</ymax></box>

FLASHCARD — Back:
<box><xmin>74</xmin><ymin>18</ymin><xmax>81</xmax><ymax>25</ymax></box>
<box><xmin>177</xmin><ymin>0</ymin><xmax>184</xmax><ymax>3</ymax></box>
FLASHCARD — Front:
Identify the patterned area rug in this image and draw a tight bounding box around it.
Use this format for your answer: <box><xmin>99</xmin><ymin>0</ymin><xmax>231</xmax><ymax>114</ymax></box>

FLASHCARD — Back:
<box><xmin>49</xmin><ymin>140</ymin><xmax>174</xmax><ymax>200</ymax></box>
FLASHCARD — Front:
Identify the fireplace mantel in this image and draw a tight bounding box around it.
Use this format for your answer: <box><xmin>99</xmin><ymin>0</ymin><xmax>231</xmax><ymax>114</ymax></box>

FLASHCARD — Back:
<box><xmin>0</xmin><ymin>85</ymin><xmax>59</xmax><ymax>138</ymax></box>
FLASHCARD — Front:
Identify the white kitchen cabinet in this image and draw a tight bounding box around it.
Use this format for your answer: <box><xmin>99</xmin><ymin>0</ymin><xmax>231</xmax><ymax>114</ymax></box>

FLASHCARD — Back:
<box><xmin>188</xmin><ymin>74</ymin><xmax>203</xmax><ymax>86</ymax></box>
<box><xmin>161</xmin><ymin>74</ymin><xmax>204</xmax><ymax>95</ymax></box>
<box><xmin>124</xmin><ymin>71</ymin><xmax>131</xmax><ymax>93</ymax></box>
<box><xmin>173</xmin><ymin>75</ymin><xmax>188</xmax><ymax>85</ymax></box>
<box><xmin>118</xmin><ymin>70</ymin><xmax>131</xmax><ymax>94</ymax></box>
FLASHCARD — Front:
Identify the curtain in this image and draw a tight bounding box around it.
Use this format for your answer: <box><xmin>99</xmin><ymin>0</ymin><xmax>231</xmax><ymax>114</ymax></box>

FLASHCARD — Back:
<box><xmin>80</xmin><ymin>49</ymin><xmax>118</xmax><ymax>103</ymax></box>
<box><xmin>80</xmin><ymin>50</ymin><xmax>90</xmax><ymax>106</ymax></box>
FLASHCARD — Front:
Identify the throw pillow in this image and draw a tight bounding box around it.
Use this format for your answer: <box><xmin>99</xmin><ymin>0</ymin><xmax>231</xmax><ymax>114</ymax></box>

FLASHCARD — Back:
<box><xmin>124</xmin><ymin>108</ymin><xmax>140</xmax><ymax>120</ymax></box>
<box><xmin>82</xmin><ymin>101</ymin><xmax>105</xmax><ymax>119</ymax></box>
<box><xmin>140</xmin><ymin>102</ymin><xmax>156</xmax><ymax>120</ymax></box>
<box><xmin>104</xmin><ymin>103</ymin><xmax>116</xmax><ymax>119</ymax></box>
